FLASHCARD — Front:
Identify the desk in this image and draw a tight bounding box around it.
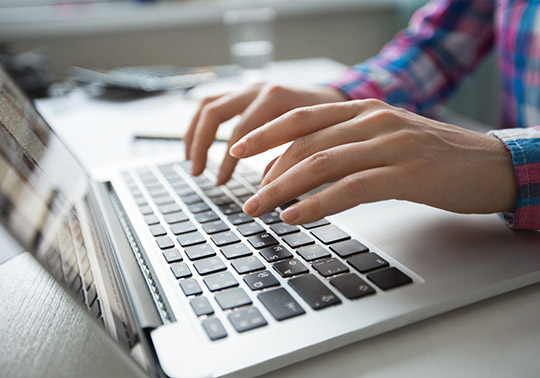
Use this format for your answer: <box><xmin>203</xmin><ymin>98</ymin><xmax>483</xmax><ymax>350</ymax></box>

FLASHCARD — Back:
<box><xmin>2</xmin><ymin>58</ymin><xmax>540</xmax><ymax>377</ymax></box>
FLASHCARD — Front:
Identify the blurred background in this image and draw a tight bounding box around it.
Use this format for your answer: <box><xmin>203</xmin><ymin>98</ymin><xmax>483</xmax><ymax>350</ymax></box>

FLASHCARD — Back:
<box><xmin>0</xmin><ymin>0</ymin><xmax>499</xmax><ymax>126</ymax></box>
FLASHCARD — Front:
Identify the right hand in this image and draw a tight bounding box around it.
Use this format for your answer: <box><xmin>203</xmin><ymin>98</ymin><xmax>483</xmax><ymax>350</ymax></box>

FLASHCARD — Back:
<box><xmin>184</xmin><ymin>83</ymin><xmax>347</xmax><ymax>184</ymax></box>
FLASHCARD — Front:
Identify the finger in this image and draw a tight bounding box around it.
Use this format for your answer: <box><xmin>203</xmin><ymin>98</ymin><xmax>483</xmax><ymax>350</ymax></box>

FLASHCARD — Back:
<box><xmin>190</xmin><ymin>88</ymin><xmax>261</xmax><ymax>175</ymax></box>
<box><xmin>280</xmin><ymin>166</ymin><xmax>402</xmax><ymax>225</ymax></box>
<box><xmin>263</xmin><ymin>155</ymin><xmax>280</xmax><ymax>178</ymax></box>
<box><xmin>242</xmin><ymin>141</ymin><xmax>385</xmax><ymax>217</ymax></box>
<box><xmin>215</xmin><ymin>87</ymin><xmax>300</xmax><ymax>184</ymax></box>
<box><xmin>230</xmin><ymin>99</ymin><xmax>387</xmax><ymax>159</ymax></box>
<box><xmin>184</xmin><ymin>95</ymin><xmax>223</xmax><ymax>160</ymax></box>
<box><xmin>260</xmin><ymin>118</ymin><xmax>366</xmax><ymax>187</ymax></box>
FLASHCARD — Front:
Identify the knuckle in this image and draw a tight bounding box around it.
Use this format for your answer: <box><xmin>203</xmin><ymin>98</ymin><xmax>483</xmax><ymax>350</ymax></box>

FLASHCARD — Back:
<box><xmin>307</xmin><ymin>150</ymin><xmax>332</xmax><ymax>172</ymax></box>
<box><xmin>342</xmin><ymin>174</ymin><xmax>367</xmax><ymax>199</ymax></box>
<box><xmin>371</xmin><ymin>108</ymin><xmax>399</xmax><ymax>122</ymax></box>
<box><xmin>289</xmin><ymin>134</ymin><xmax>314</xmax><ymax>160</ymax></box>
<box><xmin>360</xmin><ymin>98</ymin><xmax>386</xmax><ymax>109</ymax></box>
<box><xmin>287</xmin><ymin>107</ymin><xmax>312</xmax><ymax>125</ymax></box>
<box><xmin>262</xmin><ymin>83</ymin><xmax>289</xmax><ymax>97</ymax></box>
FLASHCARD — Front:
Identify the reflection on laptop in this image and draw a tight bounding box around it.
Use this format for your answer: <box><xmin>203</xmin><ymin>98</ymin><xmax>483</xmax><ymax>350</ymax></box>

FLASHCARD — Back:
<box><xmin>1</xmin><ymin>64</ymin><xmax>540</xmax><ymax>377</ymax></box>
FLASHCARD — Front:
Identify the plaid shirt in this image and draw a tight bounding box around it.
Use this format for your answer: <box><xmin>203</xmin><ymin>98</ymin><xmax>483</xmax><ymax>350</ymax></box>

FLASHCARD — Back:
<box><xmin>330</xmin><ymin>0</ymin><xmax>540</xmax><ymax>230</ymax></box>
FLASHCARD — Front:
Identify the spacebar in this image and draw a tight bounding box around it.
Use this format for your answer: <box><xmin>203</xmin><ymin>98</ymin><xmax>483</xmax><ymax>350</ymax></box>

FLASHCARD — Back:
<box><xmin>288</xmin><ymin>274</ymin><xmax>341</xmax><ymax>310</ymax></box>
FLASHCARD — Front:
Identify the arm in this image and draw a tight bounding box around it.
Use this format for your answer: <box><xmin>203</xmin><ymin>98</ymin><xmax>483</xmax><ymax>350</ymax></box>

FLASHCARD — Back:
<box><xmin>330</xmin><ymin>0</ymin><xmax>495</xmax><ymax>114</ymax></box>
<box><xmin>491</xmin><ymin>127</ymin><xmax>540</xmax><ymax>230</ymax></box>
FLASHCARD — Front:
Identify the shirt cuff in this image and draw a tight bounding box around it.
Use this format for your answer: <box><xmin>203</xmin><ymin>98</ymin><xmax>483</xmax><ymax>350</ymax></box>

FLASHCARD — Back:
<box><xmin>490</xmin><ymin>127</ymin><xmax>540</xmax><ymax>230</ymax></box>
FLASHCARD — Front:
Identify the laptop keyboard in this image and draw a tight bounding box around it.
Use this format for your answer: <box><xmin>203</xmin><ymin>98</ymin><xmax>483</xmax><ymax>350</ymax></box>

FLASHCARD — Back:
<box><xmin>122</xmin><ymin>161</ymin><xmax>412</xmax><ymax>341</ymax></box>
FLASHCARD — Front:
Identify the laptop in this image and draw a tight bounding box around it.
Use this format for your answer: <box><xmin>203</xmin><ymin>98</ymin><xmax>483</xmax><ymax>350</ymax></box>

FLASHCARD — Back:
<box><xmin>2</xmin><ymin>64</ymin><xmax>540</xmax><ymax>378</ymax></box>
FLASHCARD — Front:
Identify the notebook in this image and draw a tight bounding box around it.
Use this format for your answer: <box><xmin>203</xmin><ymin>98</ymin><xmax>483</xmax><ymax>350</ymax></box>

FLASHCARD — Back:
<box><xmin>1</xmin><ymin>64</ymin><xmax>540</xmax><ymax>378</ymax></box>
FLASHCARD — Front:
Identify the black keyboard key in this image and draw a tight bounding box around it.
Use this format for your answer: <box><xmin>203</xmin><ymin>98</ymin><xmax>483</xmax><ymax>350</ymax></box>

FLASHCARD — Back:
<box><xmin>220</xmin><ymin>244</ymin><xmax>252</xmax><ymax>259</ymax></box>
<box><xmin>330</xmin><ymin>239</ymin><xmax>369</xmax><ymax>258</ymax></box>
<box><xmin>202</xmin><ymin>317</ymin><xmax>227</xmax><ymax>341</ymax></box>
<box><xmin>312</xmin><ymin>258</ymin><xmax>349</xmax><ymax>277</ymax></box>
<box><xmin>190</xmin><ymin>296</ymin><xmax>214</xmax><ymax>316</ymax></box>
<box><xmin>330</xmin><ymin>273</ymin><xmax>375</xmax><ymax>299</ymax></box>
<box><xmin>367</xmin><ymin>267</ymin><xmax>412</xmax><ymax>290</ymax></box>
<box><xmin>215</xmin><ymin>287</ymin><xmax>252</xmax><ymax>310</ymax></box>
<box><xmin>244</xmin><ymin>270</ymin><xmax>280</xmax><ymax>291</ymax></box>
<box><xmin>135</xmin><ymin>197</ymin><xmax>148</xmax><ymax>206</ymax></box>
<box><xmin>204</xmin><ymin>187</ymin><xmax>225</xmax><ymax>197</ymax></box>
<box><xmin>159</xmin><ymin>203</ymin><xmax>182</xmax><ymax>214</ymax></box>
<box><xmin>185</xmin><ymin>243</ymin><xmax>216</xmax><ymax>260</ymax></box>
<box><xmin>273</xmin><ymin>258</ymin><xmax>309</xmax><ymax>278</ymax></box>
<box><xmin>227</xmin><ymin>212</ymin><xmax>254</xmax><ymax>225</ymax></box>
<box><xmin>175</xmin><ymin>187</ymin><xmax>195</xmax><ymax>197</ymax></box>
<box><xmin>231</xmin><ymin>256</ymin><xmax>265</xmax><ymax>274</ymax></box>
<box><xmin>153</xmin><ymin>195</ymin><xmax>175</xmax><ymax>206</ymax></box>
<box><xmin>260</xmin><ymin>211</ymin><xmax>281</xmax><ymax>225</ymax></box>
<box><xmin>139</xmin><ymin>205</ymin><xmax>153</xmax><ymax>215</ymax></box>
<box><xmin>210</xmin><ymin>230</ymin><xmax>241</xmax><ymax>247</ymax></box>
<box><xmin>288</xmin><ymin>274</ymin><xmax>341</xmax><ymax>310</ymax></box>
<box><xmin>179</xmin><ymin>278</ymin><xmax>202</xmax><ymax>296</ymax></box>
<box><xmin>193</xmin><ymin>256</ymin><xmax>227</xmax><ymax>276</ymax></box>
<box><xmin>149</xmin><ymin>224</ymin><xmax>167</xmax><ymax>237</ymax></box>
<box><xmin>148</xmin><ymin>187</ymin><xmax>168</xmax><ymax>198</ymax></box>
<box><xmin>296</xmin><ymin>245</ymin><xmax>331</xmax><ymax>262</ymax></box>
<box><xmin>258</xmin><ymin>288</ymin><xmax>305</xmax><ymax>321</ymax></box>
<box><xmin>143</xmin><ymin>214</ymin><xmax>160</xmax><ymax>225</ymax></box>
<box><xmin>302</xmin><ymin>218</ymin><xmax>330</xmax><ymax>229</ymax></box>
<box><xmin>226</xmin><ymin>178</ymin><xmax>243</xmax><ymax>190</ymax></box>
<box><xmin>231</xmin><ymin>186</ymin><xmax>253</xmax><ymax>197</ymax></box>
<box><xmin>279</xmin><ymin>199</ymin><xmax>299</xmax><ymax>210</ymax></box>
<box><xmin>248</xmin><ymin>233</ymin><xmax>279</xmax><ymax>249</ymax></box>
<box><xmin>177</xmin><ymin>231</ymin><xmax>206</xmax><ymax>247</ymax></box>
<box><xmin>170</xmin><ymin>221</ymin><xmax>197</xmax><ymax>235</ymax></box>
<box><xmin>237</xmin><ymin>221</ymin><xmax>265</xmax><ymax>237</ymax></box>
<box><xmin>187</xmin><ymin>202</ymin><xmax>210</xmax><ymax>214</ymax></box>
<box><xmin>348</xmin><ymin>253</ymin><xmax>389</xmax><ymax>273</ymax></box>
<box><xmin>282</xmin><ymin>232</ymin><xmax>315</xmax><ymax>248</ymax></box>
<box><xmin>310</xmin><ymin>225</ymin><xmax>350</xmax><ymax>245</ymax></box>
<box><xmin>269</xmin><ymin>222</ymin><xmax>300</xmax><ymax>236</ymax></box>
<box><xmin>194</xmin><ymin>210</ymin><xmax>220</xmax><ymax>224</ymax></box>
<box><xmin>182</xmin><ymin>194</ymin><xmax>203</xmax><ymax>205</ymax></box>
<box><xmin>259</xmin><ymin>245</ymin><xmax>293</xmax><ymax>262</ymax></box>
<box><xmin>212</xmin><ymin>195</ymin><xmax>233</xmax><ymax>206</ymax></box>
<box><xmin>203</xmin><ymin>271</ymin><xmax>239</xmax><ymax>292</ymax></box>
<box><xmin>163</xmin><ymin>211</ymin><xmax>189</xmax><ymax>224</ymax></box>
<box><xmin>228</xmin><ymin>307</ymin><xmax>267</xmax><ymax>333</ymax></box>
<box><xmin>156</xmin><ymin>235</ymin><xmax>174</xmax><ymax>250</ymax></box>
<box><xmin>219</xmin><ymin>203</ymin><xmax>242</xmax><ymax>215</ymax></box>
<box><xmin>170</xmin><ymin>262</ymin><xmax>192</xmax><ymax>279</ymax></box>
<box><xmin>163</xmin><ymin>248</ymin><xmax>182</xmax><ymax>263</ymax></box>
<box><xmin>202</xmin><ymin>220</ymin><xmax>229</xmax><ymax>234</ymax></box>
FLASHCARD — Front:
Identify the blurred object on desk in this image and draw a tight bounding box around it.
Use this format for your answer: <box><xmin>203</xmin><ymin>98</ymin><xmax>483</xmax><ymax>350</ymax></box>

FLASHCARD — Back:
<box><xmin>69</xmin><ymin>64</ymin><xmax>241</xmax><ymax>93</ymax></box>
<box><xmin>0</xmin><ymin>47</ymin><xmax>51</xmax><ymax>98</ymax></box>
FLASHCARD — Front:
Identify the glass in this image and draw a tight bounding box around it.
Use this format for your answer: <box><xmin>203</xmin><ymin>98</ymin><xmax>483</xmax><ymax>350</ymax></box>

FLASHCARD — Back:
<box><xmin>223</xmin><ymin>8</ymin><xmax>277</xmax><ymax>72</ymax></box>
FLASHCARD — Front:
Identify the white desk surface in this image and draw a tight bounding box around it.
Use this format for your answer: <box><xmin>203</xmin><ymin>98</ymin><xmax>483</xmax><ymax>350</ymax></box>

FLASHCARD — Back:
<box><xmin>3</xmin><ymin>58</ymin><xmax>540</xmax><ymax>377</ymax></box>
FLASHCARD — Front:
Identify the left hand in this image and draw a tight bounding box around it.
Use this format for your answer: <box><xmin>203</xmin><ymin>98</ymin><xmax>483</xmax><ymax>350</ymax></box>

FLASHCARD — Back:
<box><xmin>229</xmin><ymin>99</ymin><xmax>517</xmax><ymax>224</ymax></box>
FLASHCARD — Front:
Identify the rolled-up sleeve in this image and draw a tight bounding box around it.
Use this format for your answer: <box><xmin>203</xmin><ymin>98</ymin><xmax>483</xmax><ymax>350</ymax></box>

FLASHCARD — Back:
<box><xmin>329</xmin><ymin>0</ymin><xmax>494</xmax><ymax>114</ymax></box>
<box><xmin>490</xmin><ymin>127</ymin><xmax>540</xmax><ymax>230</ymax></box>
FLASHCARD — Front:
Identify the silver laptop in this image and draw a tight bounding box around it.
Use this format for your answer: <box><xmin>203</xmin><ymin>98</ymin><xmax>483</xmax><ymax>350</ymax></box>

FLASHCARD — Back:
<box><xmin>2</xmin><ymin>64</ymin><xmax>540</xmax><ymax>378</ymax></box>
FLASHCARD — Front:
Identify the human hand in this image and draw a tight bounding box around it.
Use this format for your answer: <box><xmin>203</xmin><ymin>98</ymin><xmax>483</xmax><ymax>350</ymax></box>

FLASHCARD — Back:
<box><xmin>229</xmin><ymin>99</ymin><xmax>517</xmax><ymax>224</ymax></box>
<box><xmin>184</xmin><ymin>83</ymin><xmax>347</xmax><ymax>184</ymax></box>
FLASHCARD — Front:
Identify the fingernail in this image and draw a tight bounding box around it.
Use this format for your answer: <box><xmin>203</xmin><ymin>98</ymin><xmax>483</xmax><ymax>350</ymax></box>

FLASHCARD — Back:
<box><xmin>243</xmin><ymin>194</ymin><xmax>259</xmax><ymax>215</ymax></box>
<box><xmin>280</xmin><ymin>205</ymin><xmax>299</xmax><ymax>223</ymax></box>
<box><xmin>230</xmin><ymin>139</ymin><xmax>247</xmax><ymax>158</ymax></box>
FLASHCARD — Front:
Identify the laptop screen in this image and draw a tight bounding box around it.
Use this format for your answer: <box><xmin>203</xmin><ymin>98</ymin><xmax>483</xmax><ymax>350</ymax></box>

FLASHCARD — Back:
<box><xmin>0</xmin><ymin>65</ymin><xmax>90</xmax><ymax>280</ymax></box>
